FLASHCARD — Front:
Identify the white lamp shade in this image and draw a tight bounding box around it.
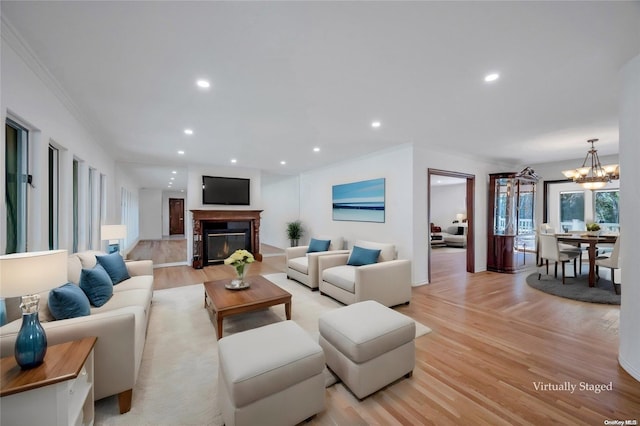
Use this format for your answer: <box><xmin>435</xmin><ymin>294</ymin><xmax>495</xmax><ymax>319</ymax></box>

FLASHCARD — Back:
<box><xmin>0</xmin><ymin>250</ymin><xmax>68</xmax><ymax>297</ymax></box>
<box><xmin>603</xmin><ymin>164</ymin><xmax>619</xmax><ymax>174</ymax></box>
<box><xmin>582</xmin><ymin>181</ymin><xmax>607</xmax><ymax>190</ymax></box>
<box><xmin>101</xmin><ymin>225</ymin><xmax>127</xmax><ymax>241</ymax></box>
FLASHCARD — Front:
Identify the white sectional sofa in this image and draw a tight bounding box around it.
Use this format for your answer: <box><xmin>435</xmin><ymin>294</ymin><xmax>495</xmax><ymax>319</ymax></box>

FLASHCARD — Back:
<box><xmin>442</xmin><ymin>225</ymin><xmax>467</xmax><ymax>247</ymax></box>
<box><xmin>0</xmin><ymin>250</ymin><xmax>154</xmax><ymax>414</ymax></box>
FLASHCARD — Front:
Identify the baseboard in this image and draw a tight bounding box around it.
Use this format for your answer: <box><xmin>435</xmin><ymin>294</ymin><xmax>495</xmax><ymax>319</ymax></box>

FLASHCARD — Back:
<box><xmin>619</xmin><ymin>353</ymin><xmax>640</xmax><ymax>382</ymax></box>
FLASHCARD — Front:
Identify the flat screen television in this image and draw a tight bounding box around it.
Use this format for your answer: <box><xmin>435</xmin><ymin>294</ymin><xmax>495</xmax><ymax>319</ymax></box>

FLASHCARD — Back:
<box><xmin>202</xmin><ymin>176</ymin><xmax>250</xmax><ymax>205</ymax></box>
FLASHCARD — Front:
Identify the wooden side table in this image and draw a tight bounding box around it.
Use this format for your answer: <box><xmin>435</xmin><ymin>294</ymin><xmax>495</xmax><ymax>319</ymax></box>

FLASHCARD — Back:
<box><xmin>1</xmin><ymin>336</ymin><xmax>97</xmax><ymax>426</ymax></box>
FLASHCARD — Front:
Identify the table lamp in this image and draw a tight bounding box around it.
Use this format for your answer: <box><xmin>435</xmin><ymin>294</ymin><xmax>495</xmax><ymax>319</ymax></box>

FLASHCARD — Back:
<box><xmin>0</xmin><ymin>249</ymin><xmax>68</xmax><ymax>369</ymax></box>
<box><xmin>101</xmin><ymin>224</ymin><xmax>127</xmax><ymax>254</ymax></box>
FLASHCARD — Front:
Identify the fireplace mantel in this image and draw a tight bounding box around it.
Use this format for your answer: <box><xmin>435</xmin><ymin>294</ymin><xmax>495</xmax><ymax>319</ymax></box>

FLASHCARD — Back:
<box><xmin>191</xmin><ymin>210</ymin><xmax>263</xmax><ymax>268</ymax></box>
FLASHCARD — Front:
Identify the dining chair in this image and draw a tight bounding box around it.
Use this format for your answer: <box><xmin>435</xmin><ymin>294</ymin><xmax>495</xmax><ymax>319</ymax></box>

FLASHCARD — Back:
<box><xmin>538</xmin><ymin>223</ymin><xmax>583</xmax><ymax>265</ymax></box>
<box><xmin>595</xmin><ymin>236</ymin><xmax>621</xmax><ymax>294</ymax></box>
<box><xmin>538</xmin><ymin>234</ymin><xmax>580</xmax><ymax>284</ymax></box>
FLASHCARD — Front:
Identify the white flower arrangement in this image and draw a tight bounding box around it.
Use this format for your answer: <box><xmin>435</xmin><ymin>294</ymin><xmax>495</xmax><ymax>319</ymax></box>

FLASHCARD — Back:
<box><xmin>224</xmin><ymin>249</ymin><xmax>255</xmax><ymax>278</ymax></box>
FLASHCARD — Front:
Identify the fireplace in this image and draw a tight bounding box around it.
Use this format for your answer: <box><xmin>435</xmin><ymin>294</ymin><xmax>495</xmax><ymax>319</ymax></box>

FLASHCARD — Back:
<box><xmin>203</xmin><ymin>223</ymin><xmax>251</xmax><ymax>265</ymax></box>
<box><xmin>191</xmin><ymin>210</ymin><xmax>262</xmax><ymax>269</ymax></box>
<box><xmin>206</xmin><ymin>231</ymin><xmax>248</xmax><ymax>263</ymax></box>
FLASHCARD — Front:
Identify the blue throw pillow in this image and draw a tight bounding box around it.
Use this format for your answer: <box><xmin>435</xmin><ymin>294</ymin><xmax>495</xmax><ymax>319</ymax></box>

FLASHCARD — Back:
<box><xmin>307</xmin><ymin>238</ymin><xmax>331</xmax><ymax>253</ymax></box>
<box><xmin>48</xmin><ymin>283</ymin><xmax>91</xmax><ymax>320</ymax></box>
<box><xmin>96</xmin><ymin>252</ymin><xmax>131</xmax><ymax>285</ymax></box>
<box><xmin>80</xmin><ymin>264</ymin><xmax>114</xmax><ymax>307</ymax></box>
<box><xmin>347</xmin><ymin>246</ymin><xmax>381</xmax><ymax>266</ymax></box>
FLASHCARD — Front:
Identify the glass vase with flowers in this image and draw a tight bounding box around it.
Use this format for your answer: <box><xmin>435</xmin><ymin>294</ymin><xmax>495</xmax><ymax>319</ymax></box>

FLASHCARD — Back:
<box><xmin>224</xmin><ymin>249</ymin><xmax>255</xmax><ymax>289</ymax></box>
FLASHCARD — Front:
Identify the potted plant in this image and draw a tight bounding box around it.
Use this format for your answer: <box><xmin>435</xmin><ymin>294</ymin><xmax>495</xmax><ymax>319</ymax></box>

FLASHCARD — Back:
<box><xmin>586</xmin><ymin>222</ymin><xmax>601</xmax><ymax>236</ymax></box>
<box><xmin>286</xmin><ymin>220</ymin><xmax>304</xmax><ymax>247</ymax></box>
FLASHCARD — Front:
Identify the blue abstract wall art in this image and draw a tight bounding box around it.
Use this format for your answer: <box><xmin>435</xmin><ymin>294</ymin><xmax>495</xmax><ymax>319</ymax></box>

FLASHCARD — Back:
<box><xmin>332</xmin><ymin>178</ymin><xmax>385</xmax><ymax>223</ymax></box>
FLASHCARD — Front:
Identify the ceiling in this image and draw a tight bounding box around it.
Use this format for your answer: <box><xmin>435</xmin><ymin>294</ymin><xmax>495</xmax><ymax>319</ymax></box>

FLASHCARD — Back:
<box><xmin>2</xmin><ymin>1</ymin><xmax>639</xmax><ymax>191</ymax></box>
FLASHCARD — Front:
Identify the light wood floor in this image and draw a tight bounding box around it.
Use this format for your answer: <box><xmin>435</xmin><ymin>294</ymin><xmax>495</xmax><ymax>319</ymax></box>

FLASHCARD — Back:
<box><xmin>128</xmin><ymin>238</ymin><xmax>187</xmax><ymax>265</ymax></box>
<box><xmin>149</xmin><ymin>244</ymin><xmax>639</xmax><ymax>424</ymax></box>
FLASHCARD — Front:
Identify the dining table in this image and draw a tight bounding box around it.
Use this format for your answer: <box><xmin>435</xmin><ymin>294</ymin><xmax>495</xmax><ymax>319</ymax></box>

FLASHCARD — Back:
<box><xmin>555</xmin><ymin>234</ymin><xmax>618</xmax><ymax>287</ymax></box>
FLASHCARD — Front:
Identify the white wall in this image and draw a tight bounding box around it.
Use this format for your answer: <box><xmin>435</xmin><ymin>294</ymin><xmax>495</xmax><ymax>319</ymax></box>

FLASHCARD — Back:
<box><xmin>618</xmin><ymin>53</ymin><xmax>640</xmax><ymax>382</ymax></box>
<box><xmin>294</xmin><ymin>143</ymin><xmax>510</xmax><ymax>285</ymax></box>
<box><xmin>139</xmin><ymin>189</ymin><xmax>163</xmax><ymax>240</ymax></box>
<box><xmin>299</xmin><ymin>144</ymin><xmax>415</xmax><ymax>279</ymax></box>
<box><xmin>162</xmin><ymin>191</ymin><xmax>186</xmax><ymax>236</ymax></box>
<box><xmin>261</xmin><ymin>174</ymin><xmax>300</xmax><ymax>249</ymax></box>
<box><xmin>1</xmin><ymin>27</ymin><xmax>128</xmax><ymax>253</ymax></box>
<box><xmin>430</xmin><ymin>183</ymin><xmax>466</xmax><ymax>230</ymax></box>
<box><xmin>412</xmin><ymin>146</ymin><xmax>512</xmax><ymax>283</ymax></box>
<box><xmin>186</xmin><ymin>164</ymin><xmax>263</xmax><ymax>212</ymax></box>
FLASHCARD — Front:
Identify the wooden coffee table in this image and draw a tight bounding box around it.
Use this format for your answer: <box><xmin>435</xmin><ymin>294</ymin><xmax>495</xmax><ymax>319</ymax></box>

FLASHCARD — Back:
<box><xmin>203</xmin><ymin>275</ymin><xmax>292</xmax><ymax>340</ymax></box>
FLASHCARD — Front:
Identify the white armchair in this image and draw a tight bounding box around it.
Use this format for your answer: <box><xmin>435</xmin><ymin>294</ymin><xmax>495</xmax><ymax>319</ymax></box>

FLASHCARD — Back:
<box><xmin>286</xmin><ymin>237</ymin><xmax>347</xmax><ymax>290</ymax></box>
<box><xmin>318</xmin><ymin>240</ymin><xmax>411</xmax><ymax>307</ymax></box>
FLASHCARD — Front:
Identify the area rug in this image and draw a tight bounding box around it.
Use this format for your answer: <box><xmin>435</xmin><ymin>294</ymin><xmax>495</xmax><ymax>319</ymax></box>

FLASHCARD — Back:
<box><xmin>526</xmin><ymin>272</ymin><xmax>620</xmax><ymax>305</ymax></box>
<box><xmin>94</xmin><ymin>273</ymin><xmax>431</xmax><ymax>425</ymax></box>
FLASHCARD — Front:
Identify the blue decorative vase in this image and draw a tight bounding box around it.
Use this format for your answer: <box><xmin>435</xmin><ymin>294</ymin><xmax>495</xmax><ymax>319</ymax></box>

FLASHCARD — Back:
<box><xmin>15</xmin><ymin>295</ymin><xmax>47</xmax><ymax>369</ymax></box>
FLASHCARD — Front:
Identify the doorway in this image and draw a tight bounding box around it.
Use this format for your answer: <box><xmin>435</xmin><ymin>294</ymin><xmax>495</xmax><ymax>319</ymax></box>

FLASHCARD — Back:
<box><xmin>169</xmin><ymin>198</ymin><xmax>185</xmax><ymax>235</ymax></box>
<box><xmin>428</xmin><ymin>169</ymin><xmax>475</xmax><ymax>282</ymax></box>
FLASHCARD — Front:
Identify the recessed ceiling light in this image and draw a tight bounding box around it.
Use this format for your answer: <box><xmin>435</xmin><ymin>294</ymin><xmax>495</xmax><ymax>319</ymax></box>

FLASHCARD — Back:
<box><xmin>170</xmin><ymin>177</ymin><xmax>175</xmax><ymax>180</ymax></box>
<box><xmin>196</xmin><ymin>79</ymin><xmax>210</xmax><ymax>89</ymax></box>
<box><xmin>172</xmin><ymin>170</ymin><xmax>177</xmax><ymax>174</ymax></box>
<box><xmin>313</xmin><ymin>147</ymin><xmax>320</xmax><ymax>152</ymax></box>
<box><xmin>280</xmin><ymin>161</ymin><xmax>286</xmax><ymax>165</ymax></box>
<box><xmin>231</xmin><ymin>158</ymin><xmax>237</xmax><ymax>164</ymax></box>
<box><xmin>484</xmin><ymin>73</ymin><xmax>500</xmax><ymax>82</ymax></box>
<box><xmin>180</xmin><ymin>189</ymin><xmax>184</xmax><ymax>193</ymax></box>
<box><xmin>184</xmin><ymin>129</ymin><xmax>193</xmax><ymax>135</ymax></box>
<box><xmin>371</xmin><ymin>121</ymin><xmax>381</xmax><ymax>128</ymax></box>
<box><xmin>178</xmin><ymin>150</ymin><xmax>185</xmax><ymax>155</ymax></box>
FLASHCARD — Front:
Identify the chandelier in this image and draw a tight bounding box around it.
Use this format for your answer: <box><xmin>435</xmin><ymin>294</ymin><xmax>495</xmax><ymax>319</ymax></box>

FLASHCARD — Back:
<box><xmin>562</xmin><ymin>139</ymin><xmax>619</xmax><ymax>190</ymax></box>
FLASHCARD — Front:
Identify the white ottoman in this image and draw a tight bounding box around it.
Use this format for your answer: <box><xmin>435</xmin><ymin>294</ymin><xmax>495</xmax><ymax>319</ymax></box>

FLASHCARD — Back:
<box><xmin>218</xmin><ymin>321</ymin><xmax>325</xmax><ymax>426</ymax></box>
<box><xmin>319</xmin><ymin>300</ymin><xmax>415</xmax><ymax>399</ymax></box>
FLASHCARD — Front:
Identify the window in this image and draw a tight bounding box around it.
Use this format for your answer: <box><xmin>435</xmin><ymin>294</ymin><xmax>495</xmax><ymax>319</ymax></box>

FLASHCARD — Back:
<box><xmin>5</xmin><ymin>119</ymin><xmax>29</xmax><ymax>254</ymax></box>
<box><xmin>120</xmin><ymin>186</ymin><xmax>139</xmax><ymax>250</ymax></box>
<box><xmin>100</xmin><ymin>173</ymin><xmax>107</xmax><ymax>226</ymax></box>
<box><xmin>560</xmin><ymin>191</ymin><xmax>585</xmax><ymax>232</ymax></box>
<box><xmin>594</xmin><ymin>190</ymin><xmax>620</xmax><ymax>231</ymax></box>
<box><xmin>49</xmin><ymin>144</ymin><xmax>60</xmax><ymax>249</ymax></box>
<box><xmin>88</xmin><ymin>167</ymin><xmax>96</xmax><ymax>249</ymax></box>
<box><xmin>556</xmin><ymin>187</ymin><xmax>619</xmax><ymax>232</ymax></box>
<box><xmin>73</xmin><ymin>158</ymin><xmax>79</xmax><ymax>253</ymax></box>
<box><xmin>546</xmin><ymin>181</ymin><xmax>620</xmax><ymax>233</ymax></box>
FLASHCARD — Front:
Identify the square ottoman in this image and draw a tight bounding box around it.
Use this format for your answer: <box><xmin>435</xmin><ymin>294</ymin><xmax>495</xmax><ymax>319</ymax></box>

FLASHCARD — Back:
<box><xmin>218</xmin><ymin>320</ymin><xmax>325</xmax><ymax>426</ymax></box>
<box><xmin>319</xmin><ymin>300</ymin><xmax>415</xmax><ymax>399</ymax></box>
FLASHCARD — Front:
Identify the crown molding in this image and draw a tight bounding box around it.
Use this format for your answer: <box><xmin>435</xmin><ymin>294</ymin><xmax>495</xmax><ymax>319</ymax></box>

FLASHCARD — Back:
<box><xmin>1</xmin><ymin>15</ymin><xmax>109</xmax><ymax>146</ymax></box>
